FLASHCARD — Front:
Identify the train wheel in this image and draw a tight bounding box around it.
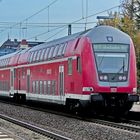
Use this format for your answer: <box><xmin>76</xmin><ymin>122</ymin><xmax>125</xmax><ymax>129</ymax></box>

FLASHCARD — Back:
<box><xmin>13</xmin><ymin>93</ymin><xmax>26</xmax><ymax>104</ymax></box>
<box><xmin>66</xmin><ymin>99</ymin><xmax>84</xmax><ymax>115</ymax></box>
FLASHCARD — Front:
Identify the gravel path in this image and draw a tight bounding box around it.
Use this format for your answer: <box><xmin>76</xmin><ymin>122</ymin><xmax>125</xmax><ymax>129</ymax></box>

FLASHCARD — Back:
<box><xmin>0</xmin><ymin>102</ymin><xmax>139</xmax><ymax>140</ymax></box>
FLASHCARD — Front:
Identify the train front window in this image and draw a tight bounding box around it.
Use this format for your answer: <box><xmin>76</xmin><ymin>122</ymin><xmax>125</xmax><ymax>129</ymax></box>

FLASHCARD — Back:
<box><xmin>95</xmin><ymin>53</ymin><xmax>128</xmax><ymax>73</ymax></box>
<box><xmin>93</xmin><ymin>44</ymin><xmax>129</xmax><ymax>82</ymax></box>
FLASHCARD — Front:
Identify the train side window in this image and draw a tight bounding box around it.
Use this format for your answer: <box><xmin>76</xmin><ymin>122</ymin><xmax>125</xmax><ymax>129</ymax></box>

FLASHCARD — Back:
<box><xmin>22</xmin><ymin>67</ymin><xmax>25</xmax><ymax>78</ymax></box>
<box><xmin>68</xmin><ymin>58</ymin><xmax>72</xmax><ymax>75</ymax></box>
<box><xmin>62</xmin><ymin>43</ymin><xmax>67</xmax><ymax>55</ymax></box>
<box><xmin>40</xmin><ymin>81</ymin><xmax>43</xmax><ymax>94</ymax></box>
<box><xmin>44</xmin><ymin>81</ymin><xmax>47</xmax><ymax>94</ymax></box>
<box><xmin>36</xmin><ymin>81</ymin><xmax>39</xmax><ymax>94</ymax></box>
<box><xmin>48</xmin><ymin>47</ymin><xmax>54</xmax><ymax>59</ymax></box>
<box><xmin>14</xmin><ymin>69</ymin><xmax>16</xmax><ymax>78</ymax></box>
<box><xmin>52</xmin><ymin>45</ymin><xmax>59</xmax><ymax>58</ymax></box>
<box><xmin>1</xmin><ymin>59</ymin><xmax>3</xmax><ymax>67</ymax></box>
<box><xmin>40</xmin><ymin>49</ymin><xmax>46</xmax><ymax>61</ymax></box>
<box><xmin>0</xmin><ymin>81</ymin><xmax>1</xmax><ymax>90</ymax></box>
<box><xmin>47</xmin><ymin>81</ymin><xmax>51</xmax><ymax>95</ymax></box>
<box><xmin>32</xmin><ymin>81</ymin><xmax>35</xmax><ymax>93</ymax></box>
<box><xmin>5</xmin><ymin>59</ymin><xmax>7</xmax><ymax>66</ymax></box>
<box><xmin>52</xmin><ymin>80</ymin><xmax>56</xmax><ymax>95</ymax></box>
<box><xmin>44</xmin><ymin>48</ymin><xmax>50</xmax><ymax>60</ymax></box>
<box><xmin>77</xmin><ymin>56</ymin><xmax>82</xmax><ymax>73</ymax></box>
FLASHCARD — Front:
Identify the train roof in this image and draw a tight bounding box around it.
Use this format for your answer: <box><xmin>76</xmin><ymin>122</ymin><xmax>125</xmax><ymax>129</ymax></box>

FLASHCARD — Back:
<box><xmin>28</xmin><ymin>25</ymin><xmax>131</xmax><ymax>52</ymax></box>
<box><xmin>0</xmin><ymin>25</ymin><xmax>131</xmax><ymax>60</ymax></box>
<box><xmin>85</xmin><ymin>25</ymin><xmax>130</xmax><ymax>44</ymax></box>
<box><xmin>28</xmin><ymin>29</ymin><xmax>91</xmax><ymax>52</ymax></box>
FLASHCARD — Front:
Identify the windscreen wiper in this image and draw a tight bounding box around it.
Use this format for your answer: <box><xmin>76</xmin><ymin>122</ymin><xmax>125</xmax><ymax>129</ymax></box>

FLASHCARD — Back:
<box><xmin>112</xmin><ymin>62</ymin><xmax>125</xmax><ymax>80</ymax></box>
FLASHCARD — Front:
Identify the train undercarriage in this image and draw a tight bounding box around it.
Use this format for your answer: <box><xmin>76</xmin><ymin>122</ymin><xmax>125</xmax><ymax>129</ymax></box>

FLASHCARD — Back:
<box><xmin>66</xmin><ymin>93</ymin><xmax>139</xmax><ymax>116</ymax></box>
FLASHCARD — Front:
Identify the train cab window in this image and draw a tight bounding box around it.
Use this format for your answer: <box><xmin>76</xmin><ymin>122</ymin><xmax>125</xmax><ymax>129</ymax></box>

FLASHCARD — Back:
<box><xmin>36</xmin><ymin>50</ymin><xmax>42</xmax><ymax>62</ymax></box>
<box><xmin>48</xmin><ymin>47</ymin><xmax>54</xmax><ymax>59</ymax></box>
<box><xmin>40</xmin><ymin>49</ymin><xmax>46</xmax><ymax>61</ymax></box>
<box><xmin>68</xmin><ymin>58</ymin><xmax>72</xmax><ymax>75</ymax></box>
<box><xmin>44</xmin><ymin>48</ymin><xmax>50</xmax><ymax>60</ymax></box>
<box><xmin>77</xmin><ymin>56</ymin><xmax>82</xmax><ymax>73</ymax></box>
<box><xmin>52</xmin><ymin>45</ymin><xmax>59</xmax><ymax>58</ymax></box>
<box><xmin>62</xmin><ymin>43</ymin><xmax>67</xmax><ymax>55</ymax></box>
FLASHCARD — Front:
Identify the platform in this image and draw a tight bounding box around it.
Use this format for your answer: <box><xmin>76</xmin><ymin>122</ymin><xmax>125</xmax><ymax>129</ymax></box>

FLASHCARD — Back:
<box><xmin>130</xmin><ymin>102</ymin><xmax>140</xmax><ymax>112</ymax></box>
<box><xmin>0</xmin><ymin>127</ymin><xmax>21</xmax><ymax>140</ymax></box>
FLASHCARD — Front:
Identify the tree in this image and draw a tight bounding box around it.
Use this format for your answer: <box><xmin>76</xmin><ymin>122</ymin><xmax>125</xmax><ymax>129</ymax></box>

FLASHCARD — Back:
<box><xmin>122</xmin><ymin>0</ymin><xmax>140</xmax><ymax>28</ymax></box>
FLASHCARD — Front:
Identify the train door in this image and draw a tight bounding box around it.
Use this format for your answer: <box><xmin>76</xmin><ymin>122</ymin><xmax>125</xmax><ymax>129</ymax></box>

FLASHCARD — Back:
<box><xmin>59</xmin><ymin>65</ymin><xmax>65</xmax><ymax>104</ymax></box>
<box><xmin>27</xmin><ymin>69</ymin><xmax>30</xmax><ymax>93</ymax></box>
<box><xmin>10</xmin><ymin>68</ymin><xmax>14</xmax><ymax>96</ymax></box>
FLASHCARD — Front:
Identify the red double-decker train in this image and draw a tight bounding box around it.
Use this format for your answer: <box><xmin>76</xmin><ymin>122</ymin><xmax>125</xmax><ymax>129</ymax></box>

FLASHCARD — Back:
<box><xmin>0</xmin><ymin>25</ymin><xmax>139</xmax><ymax>114</ymax></box>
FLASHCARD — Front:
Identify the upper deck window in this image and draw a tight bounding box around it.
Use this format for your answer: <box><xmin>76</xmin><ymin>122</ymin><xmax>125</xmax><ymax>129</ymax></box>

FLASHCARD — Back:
<box><xmin>62</xmin><ymin>43</ymin><xmax>67</xmax><ymax>55</ymax></box>
<box><xmin>44</xmin><ymin>48</ymin><xmax>50</xmax><ymax>60</ymax></box>
<box><xmin>40</xmin><ymin>49</ymin><xmax>46</xmax><ymax>61</ymax></box>
<box><xmin>48</xmin><ymin>47</ymin><xmax>54</xmax><ymax>59</ymax></box>
<box><xmin>57</xmin><ymin>44</ymin><xmax>64</xmax><ymax>56</ymax></box>
<box><xmin>52</xmin><ymin>45</ymin><xmax>59</xmax><ymax>58</ymax></box>
<box><xmin>36</xmin><ymin>50</ymin><xmax>42</xmax><ymax>61</ymax></box>
<box><xmin>33</xmin><ymin>51</ymin><xmax>38</xmax><ymax>62</ymax></box>
<box><xmin>29</xmin><ymin>52</ymin><xmax>34</xmax><ymax>63</ymax></box>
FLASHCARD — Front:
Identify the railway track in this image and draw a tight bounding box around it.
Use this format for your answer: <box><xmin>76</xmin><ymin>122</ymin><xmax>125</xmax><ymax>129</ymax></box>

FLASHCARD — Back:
<box><xmin>86</xmin><ymin>118</ymin><xmax>140</xmax><ymax>133</ymax></box>
<box><xmin>0</xmin><ymin>97</ymin><xmax>140</xmax><ymax>137</ymax></box>
<box><xmin>0</xmin><ymin>113</ymin><xmax>72</xmax><ymax>140</ymax></box>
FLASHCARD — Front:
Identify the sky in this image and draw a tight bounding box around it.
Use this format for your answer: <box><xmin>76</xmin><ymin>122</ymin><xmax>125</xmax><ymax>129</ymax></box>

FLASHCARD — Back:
<box><xmin>0</xmin><ymin>0</ymin><xmax>121</xmax><ymax>44</ymax></box>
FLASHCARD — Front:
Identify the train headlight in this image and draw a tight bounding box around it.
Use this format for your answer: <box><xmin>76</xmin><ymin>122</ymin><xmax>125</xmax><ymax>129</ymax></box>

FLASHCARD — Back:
<box><xmin>123</xmin><ymin>76</ymin><xmax>126</xmax><ymax>80</ymax></box>
<box><xmin>103</xmin><ymin>75</ymin><xmax>108</xmax><ymax>80</ymax></box>
<box><xmin>119</xmin><ymin>76</ymin><xmax>123</xmax><ymax>80</ymax></box>
<box><xmin>99</xmin><ymin>75</ymin><xmax>103</xmax><ymax>80</ymax></box>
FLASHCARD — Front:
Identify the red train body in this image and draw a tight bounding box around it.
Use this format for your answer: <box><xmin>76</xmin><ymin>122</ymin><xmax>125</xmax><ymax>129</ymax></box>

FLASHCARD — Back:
<box><xmin>0</xmin><ymin>25</ymin><xmax>139</xmax><ymax>114</ymax></box>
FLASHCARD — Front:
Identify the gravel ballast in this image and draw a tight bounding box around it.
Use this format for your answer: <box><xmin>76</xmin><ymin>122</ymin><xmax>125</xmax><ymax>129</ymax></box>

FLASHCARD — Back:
<box><xmin>0</xmin><ymin>102</ymin><xmax>139</xmax><ymax>140</ymax></box>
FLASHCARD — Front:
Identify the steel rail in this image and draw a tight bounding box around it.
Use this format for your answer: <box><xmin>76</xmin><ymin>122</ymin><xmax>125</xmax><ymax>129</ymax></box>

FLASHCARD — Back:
<box><xmin>0</xmin><ymin>114</ymin><xmax>72</xmax><ymax>140</ymax></box>
<box><xmin>88</xmin><ymin>118</ymin><xmax>140</xmax><ymax>133</ymax></box>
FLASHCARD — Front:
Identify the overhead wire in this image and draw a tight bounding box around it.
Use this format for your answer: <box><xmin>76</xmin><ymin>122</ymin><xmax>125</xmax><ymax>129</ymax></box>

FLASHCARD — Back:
<box><xmin>30</xmin><ymin>4</ymin><xmax>122</xmax><ymax>42</ymax></box>
<box><xmin>0</xmin><ymin>0</ymin><xmax>59</xmax><ymax>34</ymax></box>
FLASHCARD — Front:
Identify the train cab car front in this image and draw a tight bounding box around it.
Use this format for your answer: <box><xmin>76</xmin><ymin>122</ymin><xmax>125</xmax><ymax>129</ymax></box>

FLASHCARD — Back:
<box><xmin>84</xmin><ymin>25</ymin><xmax>139</xmax><ymax>114</ymax></box>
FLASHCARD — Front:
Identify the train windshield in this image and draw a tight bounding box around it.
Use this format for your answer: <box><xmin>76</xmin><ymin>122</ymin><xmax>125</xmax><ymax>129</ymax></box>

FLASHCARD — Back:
<box><xmin>93</xmin><ymin>44</ymin><xmax>129</xmax><ymax>74</ymax></box>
